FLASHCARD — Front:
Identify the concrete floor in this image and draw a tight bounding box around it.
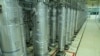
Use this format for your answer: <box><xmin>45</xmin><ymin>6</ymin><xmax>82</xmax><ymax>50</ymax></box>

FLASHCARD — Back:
<box><xmin>76</xmin><ymin>17</ymin><xmax>100</xmax><ymax>56</ymax></box>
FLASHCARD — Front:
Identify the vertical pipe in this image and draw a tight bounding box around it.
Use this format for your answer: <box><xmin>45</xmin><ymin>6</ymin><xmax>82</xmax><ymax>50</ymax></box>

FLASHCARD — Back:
<box><xmin>50</xmin><ymin>7</ymin><xmax>57</xmax><ymax>46</ymax></box>
<box><xmin>33</xmin><ymin>1</ymin><xmax>49</xmax><ymax>56</ymax></box>
<box><xmin>1</xmin><ymin>0</ymin><xmax>26</xmax><ymax>56</ymax></box>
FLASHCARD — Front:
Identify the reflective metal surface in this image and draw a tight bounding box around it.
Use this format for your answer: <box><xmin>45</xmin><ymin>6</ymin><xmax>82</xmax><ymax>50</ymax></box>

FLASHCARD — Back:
<box><xmin>50</xmin><ymin>7</ymin><xmax>57</xmax><ymax>46</ymax></box>
<box><xmin>66</xmin><ymin>8</ymin><xmax>71</xmax><ymax>45</ymax></box>
<box><xmin>1</xmin><ymin>0</ymin><xmax>26</xmax><ymax>56</ymax></box>
<box><xmin>0</xmin><ymin>0</ymin><xmax>87</xmax><ymax>56</ymax></box>
<box><xmin>33</xmin><ymin>1</ymin><xmax>49</xmax><ymax>56</ymax></box>
<box><xmin>58</xmin><ymin>6</ymin><xmax>66</xmax><ymax>51</ymax></box>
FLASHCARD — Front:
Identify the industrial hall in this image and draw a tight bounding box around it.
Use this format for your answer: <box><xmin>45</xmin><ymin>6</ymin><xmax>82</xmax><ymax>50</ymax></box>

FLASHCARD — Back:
<box><xmin>0</xmin><ymin>0</ymin><xmax>100</xmax><ymax>56</ymax></box>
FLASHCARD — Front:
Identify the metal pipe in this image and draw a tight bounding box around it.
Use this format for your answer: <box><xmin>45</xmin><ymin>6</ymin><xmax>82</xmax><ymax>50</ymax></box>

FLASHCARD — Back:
<box><xmin>1</xmin><ymin>0</ymin><xmax>26</xmax><ymax>56</ymax></box>
<box><xmin>33</xmin><ymin>1</ymin><xmax>49</xmax><ymax>56</ymax></box>
<box><xmin>50</xmin><ymin>7</ymin><xmax>57</xmax><ymax>46</ymax></box>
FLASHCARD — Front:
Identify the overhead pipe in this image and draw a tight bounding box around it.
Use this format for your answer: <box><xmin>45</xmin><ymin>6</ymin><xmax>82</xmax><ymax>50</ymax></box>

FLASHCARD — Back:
<box><xmin>0</xmin><ymin>0</ymin><xmax>26</xmax><ymax>56</ymax></box>
<box><xmin>33</xmin><ymin>0</ymin><xmax>49</xmax><ymax>56</ymax></box>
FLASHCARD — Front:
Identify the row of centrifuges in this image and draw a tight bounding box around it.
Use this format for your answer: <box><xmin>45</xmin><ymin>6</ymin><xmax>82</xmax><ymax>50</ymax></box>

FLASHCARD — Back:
<box><xmin>0</xmin><ymin>0</ymin><xmax>87</xmax><ymax>56</ymax></box>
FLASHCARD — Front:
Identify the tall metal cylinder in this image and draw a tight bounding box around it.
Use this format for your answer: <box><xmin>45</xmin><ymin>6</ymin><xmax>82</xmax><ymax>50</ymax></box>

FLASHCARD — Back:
<box><xmin>0</xmin><ymin>32</ymin><xmax>2</xmax><ymax>55</ymax></box>
<box><xmin>75</xmin><ymin>10</ymin><xmax>79</xmax><ymax>33</ymax></box>
<box><xmin>45</xmin><ymin>6</ymin><xmax>50</xmax><ymax>47</ymax></box>
<box><xmin>33</xmin><ymin>1</ymin><xmax>49</xmax><ymax>56</ymax></box>
<box><xmin>56</xmin><ymin>7</ymin><xmax>60</xmax><ymax>42</ymax></box>
<box><xmin>0</xmin><ymin>36</ymin><xmax>1</xmax><ymax>54</ymax></box>
<box><xmin>0</xmin><ymin>12</ymin><xmax>3</xmax><ymax>56</ymax></box>
<box><xmin>73</xmin><ymin>9</ymin><xmax>77</xmax><ymax>34</ymax></box>
<box><xmin>0</xmin><ymin>48</ymin><xmax>1</xmax><ymax>56</ymax></box>
<box><xmin>50</xmin><ymin>7</ymin><xmax>57</xmax><ymax>46</ymax></box>
<box><xmin>69</xmin><ymin>9</ymin><xmax>74</xmax><ymax>41</ymax></box>
<box><xmin>69</xmin><ymin>8</ymin><xmax>72</xmax><ymax>44</ymax></box>
<box><xmin>58</xmin><ymin>6</ymin><xmax>66</xmax><ymax>51</ymax></box>
<box><xmin>1</xmin><ymin>0</ymin><xmax>26</xmax><ymax>56</ymax></box>
<box><xmin>74</xmin><ymin>9</ymin><xmax>78</xmax><ymax>33</ymax></box>
<box><xmin>66</xmin><ymin>8</ymin><xmax>71</xmax><ymax>45</ymax></box>
<box><xmin>71</xmin><ymin>9</ymin><xmax>76</xmax><ymax>37</ymax></box>
<box><xmin>66</xmin><ymin>8</ymin><xmax>72</xmax><ymax>45</ymax></box>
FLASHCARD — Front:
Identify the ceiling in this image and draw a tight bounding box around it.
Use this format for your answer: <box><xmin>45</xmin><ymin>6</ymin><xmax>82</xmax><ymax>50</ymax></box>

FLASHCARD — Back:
<box><xmin>87</xmin><ymin>0</ymin><xmax>100</xmax><ymax>7</ymax></box>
